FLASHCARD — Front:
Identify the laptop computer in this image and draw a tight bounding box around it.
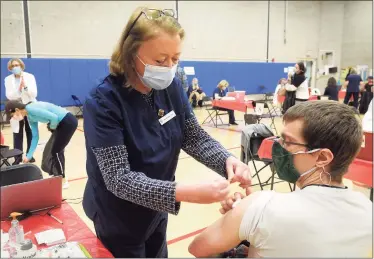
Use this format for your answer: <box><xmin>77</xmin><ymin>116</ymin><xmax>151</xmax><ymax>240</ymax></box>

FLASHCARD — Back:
<box><xmin>356</xmin><ymin>131</ymin><xmax>373</xmax><ymax>161</ymax></box>
<box><xmin>1</xmin><ymin>176</ymin><xmax>63</xmax><ymax>220</ymax></box>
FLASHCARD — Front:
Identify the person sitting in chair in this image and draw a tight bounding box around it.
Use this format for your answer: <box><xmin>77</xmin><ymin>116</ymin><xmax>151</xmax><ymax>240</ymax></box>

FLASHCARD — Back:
<box><xmin>189</xmin><ymin>101</ymin><xmax>372</xmax><ymax>258</ymax></box>
<box><xmin>188</xmin><ymin>77</ymin><xmax>206</xmax><ymax>108</ymax></box>
<box><xmin>212</xmin><ymin>80</ymin><xmax>237</xmax><ymax>125</ymax></box>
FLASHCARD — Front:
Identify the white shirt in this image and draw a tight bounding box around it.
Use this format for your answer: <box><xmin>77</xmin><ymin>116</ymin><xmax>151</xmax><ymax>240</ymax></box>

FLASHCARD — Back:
<box><xmin>5</xmin><ymin>72</ymin><xmax>37</xmax><ymax>104</ymax></box>
<box><xmin>285</xmin><ymin>78</ymin><xmax>310</xmax><ymax>100</ymax></box>
<box><xmin>273</xmin><ymin>84</ymin><xmax>282</xmax><ymax>105</ymax></box>
<box><xmin>362</xmin><ymin>100</ymin><xmax>373</xmax><ymax>132</ymax></box>
<box><xmin>239</xmin><ymin>186</ymin><xmax>372</xmax><ymax>257</ymax></box>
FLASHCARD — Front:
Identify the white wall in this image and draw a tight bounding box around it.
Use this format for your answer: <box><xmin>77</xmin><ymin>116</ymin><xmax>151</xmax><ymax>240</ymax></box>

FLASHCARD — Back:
<box><xmin>27</xmin><ymin>1</ymin><xmax>175</xmax><ymax>58</ymax></box>
<box><xmin>1</xmin><ymin>1</ymin><xmax>372</xmax><ymax>69</ymax></box>
<box><xmin>1</xmin><ymin>1</ymin><xmax>26</xmax><ymax>56</ymax></box>
<box><xmin>178</xmin><ymin>1</ymin><xmax>268</xmax><ymax>61</ymax></box>
<box><xmin>341</xmin><ymin>1</ymin><xmax>373</xmax><ymax>68</ymax></box>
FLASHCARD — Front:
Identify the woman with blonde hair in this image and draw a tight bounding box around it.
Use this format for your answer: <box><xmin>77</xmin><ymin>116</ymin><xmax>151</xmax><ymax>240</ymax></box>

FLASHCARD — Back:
<box><xmin>4</xmin><ymin>58</ymin><xmax>38</xmax><ymax>163</ymax></box>
<box><xmin>189</xmin><ymin>77</ymin><xmax>206</xmax><ymax>107</ymax></box>
<box><xmin>82</xmin><ymin>7</ymin><xmax>251</xmax><ymax>257</ymax></box>
<box><xmin>212</xmin><ymin>80</ymin><xmax>237</xmax><ymax>125</ymax></box>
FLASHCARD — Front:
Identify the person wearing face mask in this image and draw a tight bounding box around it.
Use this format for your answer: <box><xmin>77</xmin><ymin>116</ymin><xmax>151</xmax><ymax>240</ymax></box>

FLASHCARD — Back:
<box><xmin>4</xmin><ymin>100</ymin><xmax>78</xmax><ymax>189</ymax></box>
<box><xmin>189</xmin><ymin>101</ymin><xmax>372</xmax><ymax>258</ymax></box>
<box><xmin>82</xmin><ymin>7</ymin><xmax>252</xmax><ymax>258</ymax></box>
<box><xmin>282</xmin><ymin>62</ymin><xmax>309</xmax><ymax>113</ymax></box>
<box><xmin>188</xmin><ymin>77</ymin><xmax>206</xmax><ymax>108</ymax></box>
<box><xmin>212</xmin><ymin>80</ymin><xmax>238</xmax><ymax>125</ymax></box>
<box><xmin>4</xmin><ymin>58</ymin><xmax>38</xmax><ymax>163</ymax></box>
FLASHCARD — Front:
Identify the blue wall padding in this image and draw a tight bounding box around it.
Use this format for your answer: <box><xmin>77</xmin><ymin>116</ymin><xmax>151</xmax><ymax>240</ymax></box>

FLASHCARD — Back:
<box><xmin>1</xmin><ymin>58</ymin><xmax>292</xmax><ymax>107</ymax></box>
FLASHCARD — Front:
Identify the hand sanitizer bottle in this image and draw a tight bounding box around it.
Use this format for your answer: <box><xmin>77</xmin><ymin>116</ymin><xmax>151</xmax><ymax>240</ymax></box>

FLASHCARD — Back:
<box><xmin>8</xmin><ymin>212</ymin><xmax>25</xmax><ymax>256</ymax></box>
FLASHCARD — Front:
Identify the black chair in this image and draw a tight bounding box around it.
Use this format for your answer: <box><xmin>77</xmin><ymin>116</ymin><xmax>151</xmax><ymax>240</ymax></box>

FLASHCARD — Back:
<box><xmin>0</xmin><ymin>164</ymin><xmax>43</xmax><ymax>187</ymax></box>
<box><xmin>201</xmin><ymin>97</ymin><xmax>229</xmax><ymax>128</ymax></box>
<box><xmin>0</xmin><ymin>145</ymin><xmax>23</xmax><ymax>167</ymax></box>
<box><xmin>71</xmin><ymin>95</ymin><xmax>84</xmax><ymax>118</ymax></box>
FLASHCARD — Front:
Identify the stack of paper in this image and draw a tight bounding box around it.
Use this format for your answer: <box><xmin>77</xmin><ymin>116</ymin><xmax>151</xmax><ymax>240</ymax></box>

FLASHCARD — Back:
<box><xmin>35</xmin><ymin>229</ymin><xmax>66</xmax><ymax>246</ymax></box>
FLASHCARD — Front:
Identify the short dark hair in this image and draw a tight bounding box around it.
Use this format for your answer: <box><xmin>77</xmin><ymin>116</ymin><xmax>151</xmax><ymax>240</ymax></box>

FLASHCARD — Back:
<box><xmin>283</xmin><ymin>101</ymin><xmax>362</xmax><ymax>181</ymax></box>
<box><xmin>5</xmin><ymin>101</ymin><xmax>26</xmax><ymax>120</ymax></box>
<box><xmin>368</xmin><ymin>76</ymin><xmax>373</xmax><ymax>80</ymax></box>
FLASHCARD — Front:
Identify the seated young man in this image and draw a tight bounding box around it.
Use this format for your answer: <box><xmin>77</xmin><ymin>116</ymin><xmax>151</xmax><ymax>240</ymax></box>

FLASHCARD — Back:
<box><xmin>189</xmin><ymin>101</ymin><xmax>372</xmax><ymax>258</ymax></box>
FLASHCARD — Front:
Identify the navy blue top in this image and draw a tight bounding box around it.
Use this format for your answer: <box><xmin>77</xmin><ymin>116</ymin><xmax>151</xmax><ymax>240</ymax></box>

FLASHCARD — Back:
<box><xmin>346</xmin><ymin>74</ymin><xmax>362</xmax><ymax>92</ymax></box>
<box><xmin>323</xmin><ymin>85</ymin><xmax>339</xmax><ymax>101</ymax></box>
<box><xmin>82</xmin><ymin>74</ymin><xmax>231</xmax><ymax>241</ymax></box>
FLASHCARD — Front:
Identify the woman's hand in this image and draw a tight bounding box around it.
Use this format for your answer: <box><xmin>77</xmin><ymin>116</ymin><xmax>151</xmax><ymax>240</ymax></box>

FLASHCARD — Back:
<box><xmin>22</xmin><ymin>157</ymin><xmax>29</xmax><ymax>163</ymax></box>
<box><xmin>176</xmin><ymin>177</ymin><xmax>230</xmax><ymax>204</ymax></box>
<box><xmin>226</xmin><ymin>156</ymin><xmax>252</xmax><ymax>195</ymax></box>
<box><xmin>219</xmin><ymin>192</ymin><xmax>245</xmax><ymax>214</ymax></box>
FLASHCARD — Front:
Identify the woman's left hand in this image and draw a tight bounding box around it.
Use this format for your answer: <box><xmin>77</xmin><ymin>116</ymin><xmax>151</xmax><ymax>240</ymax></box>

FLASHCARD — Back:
<box><xmin>226</xmin><ymin>156</ymin><xmax>252</xmax><ymax>195</ymax></box>
<box><xmin>23</xmin><ymin>157</ymin><xmax>29</xmax><ymax>163</ymax></box>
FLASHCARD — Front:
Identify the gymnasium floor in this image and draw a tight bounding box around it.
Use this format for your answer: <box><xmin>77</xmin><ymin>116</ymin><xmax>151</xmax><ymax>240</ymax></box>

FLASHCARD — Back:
<box><xmin>1</xmin><ymin>107</ymin><xmax>370</xmax><ymax>257</ymax></box>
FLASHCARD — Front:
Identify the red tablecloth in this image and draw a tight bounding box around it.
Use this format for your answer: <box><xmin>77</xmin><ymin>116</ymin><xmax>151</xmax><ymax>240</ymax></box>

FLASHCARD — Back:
<box><xmin>258</xmin><ymin>137</ymin><xmax>373</xmax><ymax>187</ymax></box>
<box><xmin>1</xmin><ymin>203</ymin><xmax>113</xmax><ymax>258</ymax></box>
<box><xmin>277</xmin><ymin>95</ymin><xmax>318</xmax><ymax>103</ymax></box>
<box><xmin>212</xmin><ymin>99</ymin><xmax>253</xmax><ymax>113</ymax></box>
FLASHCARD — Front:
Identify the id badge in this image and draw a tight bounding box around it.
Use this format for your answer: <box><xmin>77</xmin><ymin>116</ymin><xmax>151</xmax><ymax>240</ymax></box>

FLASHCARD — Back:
<box><xmin>159</xmin><ymin>111</ymin><xmax>176</xmax><ymax>125</ymax></box>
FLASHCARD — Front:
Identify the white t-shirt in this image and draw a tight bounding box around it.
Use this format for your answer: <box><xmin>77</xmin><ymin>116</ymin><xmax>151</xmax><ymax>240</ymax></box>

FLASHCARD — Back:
<box><xmin>362</xmin><ymin>100</ymin><xmax>373</xmax><ymax>132</ymax></box>
<box><xmin>239</xmin><ymin>186</ymin><xmax>372</xmax><ymax>258</ymax></box>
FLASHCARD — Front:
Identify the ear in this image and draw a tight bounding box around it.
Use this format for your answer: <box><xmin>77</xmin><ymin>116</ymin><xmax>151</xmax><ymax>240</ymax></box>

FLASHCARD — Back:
<box><xmin>15</xmin><ymin>108</ymin><xmax>20</xmax><ymax>112</ymax></box>
<box><xmin>315</xmin><ymin>149</ymin><xmax>334</xmax><ymax>168</ymax></box>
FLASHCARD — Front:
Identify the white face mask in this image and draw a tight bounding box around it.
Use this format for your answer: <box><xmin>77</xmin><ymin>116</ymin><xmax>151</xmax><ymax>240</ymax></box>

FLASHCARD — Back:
<box><xmin>136</xmin><ymin>55</ymin><xmax>177</xmax><ymax>91</ymax></box>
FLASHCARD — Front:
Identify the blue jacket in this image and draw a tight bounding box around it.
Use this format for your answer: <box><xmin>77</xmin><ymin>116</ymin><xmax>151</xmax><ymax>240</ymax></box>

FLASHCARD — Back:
<box><xmin>25</xmin><ymin>101</ymin><xmax>69</xmax><ymax>159</ymax></box>
<box><xmin>346</xmin><ymin>74</ymin><xmax>362</xmax><ymax>93</ymax></box>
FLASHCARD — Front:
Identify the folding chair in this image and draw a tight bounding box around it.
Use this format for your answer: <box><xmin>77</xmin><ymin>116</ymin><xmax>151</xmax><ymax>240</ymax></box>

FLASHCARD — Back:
<box><xmin>0</xmin><ymin>145</ymin><xmax>23</xmax><ymax>167</ymax></box>
<box><xmin>71</xmin><ymin>95</ymin><xmax>84</xmax><ymax>118</ymax></box>
<box><xmin>0</xmin><ymin>164</ymin><xmax>43</xmax><ymax>187</ymax></box>
<box><xmin>0</xmin><ymin>100</ymin><xmax>9</xmax><ymax>130</ymax></box>
<box><xmin>201</xmin><ymin>97</ymin><xmax>229</xmax><ymax>127</ymax></box>
<box><xmin>241</xmin><ymin>125</ymin><xmax>295</xmax><ymax>191</ymax></box>
<box><xmin>251</xmin><ymin>95</ymin><xmax>280</xmax><ymax>135</ymax></box>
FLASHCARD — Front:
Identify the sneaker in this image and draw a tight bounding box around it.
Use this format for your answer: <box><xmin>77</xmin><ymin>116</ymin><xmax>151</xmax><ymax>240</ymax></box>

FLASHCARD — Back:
<box><xmin>62</xmin><ymin>178</ymin><xmax>69</xmax><ymax>189</ymax></box>
<box><xmin>29</xmin><ymin>158</ymin><xmax>36</xmax><ymax>163</ymax></box>
<box><xmin>230</xmin><ymin>122</ymin><xmax>239</xmax><ymax>125</ymax></box>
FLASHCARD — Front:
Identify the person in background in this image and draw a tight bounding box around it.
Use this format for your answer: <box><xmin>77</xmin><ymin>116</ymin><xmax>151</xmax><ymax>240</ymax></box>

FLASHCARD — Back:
<box><xmin>176</xmin><ymin>64</ymin><xmax>188</xmax><ymax>94</ymax></box>
<box><xmin>5</xmin><ymin>58</ymin><xmax>37</xmax><ymax>163</ymax></box>
<box><xmin>343</xmin><ymin>68</ymin><xmax>362</xmax><ymax>109</ymax></box>
<box><xmin>82</xmin><ymin>7</ymin><xmax>251</xmax><ymax>258</ymax></box>
<box><xmin>283</xmin><ymin>62</ymin><xmax>308</xmax><ymax>113</ymax></box>
<box><xmin>362</xmin><ymin>100</ymin><xmax>373</xmax><ymax>132</ymax></box>
<box><xmin>188</xmin><ymin>77</ymin><xmax>206</xmax><ymax>108</ymax></box>
<box><xmin>189</xmin><ymin>101</ymin><xmax>372</xmax><ymax>258</ymax></box>
<box><xmin>273</xmin><ymin>78</ymin><xmax>287</xmax><ymax>106</ymax></box>
<box><xmin>359</xmin><ymin>76</ymin><xmax>373</xmax><ymax>114</ymax></box>
<box><xmin>213</xmin><ymin>80</ymin><xmax>237</xmax><ymax>125</ymax></box>
<box><xmin>323</xmin><ymin>77</ymin><xmax>339</xmax><ymax>101</ymax></box>
<box><xmin>5</xmin><ymin>100</ymin><xmax>78</xmax><ymax>189</ymax></box>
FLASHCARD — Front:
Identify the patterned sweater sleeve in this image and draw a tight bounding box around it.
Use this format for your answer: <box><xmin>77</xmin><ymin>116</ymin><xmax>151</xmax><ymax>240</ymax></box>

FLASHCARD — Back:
<box><xmin>181</xmin><ymin>116</ymin><xmax>232</xmax><ymax>177</ymax></box>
